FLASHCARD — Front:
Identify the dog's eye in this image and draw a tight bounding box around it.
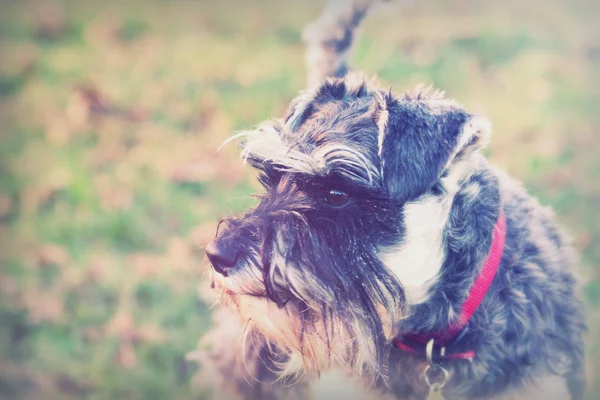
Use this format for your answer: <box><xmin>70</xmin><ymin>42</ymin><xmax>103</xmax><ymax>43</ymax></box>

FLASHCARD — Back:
<box><xmin>324</xmin><ymin>189</ymin><xmax>350</xmax><ymax>207</ymax></box>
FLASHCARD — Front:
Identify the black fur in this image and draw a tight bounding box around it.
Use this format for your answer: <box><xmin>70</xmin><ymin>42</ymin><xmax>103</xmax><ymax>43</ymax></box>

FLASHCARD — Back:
<box><xmin>378</xmin><ymin>92</ymin><xmax>471</xmax><ymax>202</ymax></box>
<box><xmin>204</xmin><ymin>76</ymin><xmax>586</xmax><ymax>399</ymax></box>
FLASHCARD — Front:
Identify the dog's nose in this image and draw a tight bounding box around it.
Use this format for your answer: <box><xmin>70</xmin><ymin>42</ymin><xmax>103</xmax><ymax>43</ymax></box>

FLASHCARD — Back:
<box><xmin>206</xmin><ymin>239</ymin><xmax>239</xmax><ymax>276</ymax></box>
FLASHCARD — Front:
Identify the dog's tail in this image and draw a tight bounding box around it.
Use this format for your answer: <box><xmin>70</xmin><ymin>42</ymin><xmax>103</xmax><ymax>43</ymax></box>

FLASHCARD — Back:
<box><xmin>303</xmin><ymin>0</ymin><xmax>386</xmax><ymax>87</ymax></box>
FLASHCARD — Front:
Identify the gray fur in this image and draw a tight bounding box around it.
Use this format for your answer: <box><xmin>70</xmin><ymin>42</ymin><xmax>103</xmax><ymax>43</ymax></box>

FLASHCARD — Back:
<box><xmin>198</xmin><ymin>1</ymin><xmax>586</xmax><ymax>399</ymax></box>
<box><xmin>200</xmin><ymin>77</ymin><xmax>586</xmax><ymax>400</ymax></box>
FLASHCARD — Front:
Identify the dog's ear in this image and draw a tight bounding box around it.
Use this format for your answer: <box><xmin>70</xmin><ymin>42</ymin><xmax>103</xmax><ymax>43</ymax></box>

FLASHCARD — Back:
<box><xmin>374</xmin><ymin>90</ymin><xmax>491</xmax><ymax>202</ymax></box>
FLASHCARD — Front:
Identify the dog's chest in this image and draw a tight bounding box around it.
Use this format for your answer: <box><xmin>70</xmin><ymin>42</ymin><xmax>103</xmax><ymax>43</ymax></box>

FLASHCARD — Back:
<box><xmin>308</xmin><ymin>366</ymin><xmax>572</xmax><ymax>400</ymax></box>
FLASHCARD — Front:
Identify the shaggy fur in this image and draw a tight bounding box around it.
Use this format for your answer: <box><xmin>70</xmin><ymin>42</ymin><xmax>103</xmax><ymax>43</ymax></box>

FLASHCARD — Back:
<box><xmin>197</xmin><ymin>2</ymin><xmax>586</xmax><ymax>399</ymax></box>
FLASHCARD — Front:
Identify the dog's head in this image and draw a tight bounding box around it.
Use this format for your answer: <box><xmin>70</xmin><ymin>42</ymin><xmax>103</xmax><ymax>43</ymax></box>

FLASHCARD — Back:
<box><xmin>206</xmin><ymin>73</ymin><xmax>492</xmax><ymax>379</ymax></box>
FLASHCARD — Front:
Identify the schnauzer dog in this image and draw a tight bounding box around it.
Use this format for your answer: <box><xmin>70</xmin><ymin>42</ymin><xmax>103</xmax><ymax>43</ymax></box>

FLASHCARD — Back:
<box><xmin>199</xmin><ymin>1</ymin><xmax>586</xmax><ymax>399</ymax></box>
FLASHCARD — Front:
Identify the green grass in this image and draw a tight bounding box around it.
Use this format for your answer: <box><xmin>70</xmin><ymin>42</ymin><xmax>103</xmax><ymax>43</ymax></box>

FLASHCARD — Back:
<box><xmin>0</xmin><ymin>0</ymin><xmax>599</xmax><ymax>398</ymax></box>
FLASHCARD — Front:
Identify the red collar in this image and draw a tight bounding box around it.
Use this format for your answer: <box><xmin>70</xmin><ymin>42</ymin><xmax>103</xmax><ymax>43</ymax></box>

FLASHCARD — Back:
<box><xmin>393</xmin><ymin>209</ymin><xmax>507</xmax><ymax>361</ymax></box>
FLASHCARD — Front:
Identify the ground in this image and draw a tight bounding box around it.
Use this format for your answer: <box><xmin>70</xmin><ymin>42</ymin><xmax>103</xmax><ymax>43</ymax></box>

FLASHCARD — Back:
<box><xmin>0</xmin><ymin>0</ymin><xmax>599</xmax><ymax>399</ymax></box>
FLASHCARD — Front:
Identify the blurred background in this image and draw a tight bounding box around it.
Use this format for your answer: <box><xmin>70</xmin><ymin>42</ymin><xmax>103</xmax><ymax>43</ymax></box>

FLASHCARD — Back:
<box><xmin>0</xmin><ymin>0</ymin><xmax>598</xmax><ymax>398</ymax></box>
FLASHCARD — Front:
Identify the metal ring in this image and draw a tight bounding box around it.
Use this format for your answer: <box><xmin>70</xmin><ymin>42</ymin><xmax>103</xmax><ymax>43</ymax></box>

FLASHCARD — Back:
<box><xmin>424</xmin><ymin>364</ymin><xmax>450</xmax><ymax>389</ymax></box>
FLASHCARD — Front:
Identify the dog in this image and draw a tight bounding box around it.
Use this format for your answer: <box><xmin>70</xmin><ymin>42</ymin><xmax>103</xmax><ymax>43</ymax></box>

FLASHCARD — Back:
<box><xmin>197</xmin><ymin>1</ymin><xmax>586</xmax><ymax>399</ymax></box>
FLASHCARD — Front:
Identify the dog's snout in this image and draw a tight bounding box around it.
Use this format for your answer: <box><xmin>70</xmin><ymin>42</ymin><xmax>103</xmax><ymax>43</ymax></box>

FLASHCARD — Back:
<box><xmin>206</xmin><ymin>239</ymin><xmax>239</xmax><ymax>276</ymax></box>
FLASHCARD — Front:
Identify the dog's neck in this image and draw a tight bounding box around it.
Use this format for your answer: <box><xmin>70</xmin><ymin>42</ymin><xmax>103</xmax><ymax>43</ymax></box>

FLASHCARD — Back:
<box><xmin>394</xmin><ymin>206</ymin><xmax>506</xmax><ymax>362</ymax></box>
<box><xmin>394</xmin><ymin>156</ymin><xmax>502</xmax><ymax>338</ymax></box>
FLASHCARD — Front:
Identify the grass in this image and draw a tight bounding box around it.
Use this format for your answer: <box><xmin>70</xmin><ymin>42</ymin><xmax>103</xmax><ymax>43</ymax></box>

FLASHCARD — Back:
<box><xmin>0</xmin><ymin>0</ymin><xmax>599</xmax><ymax>398</ymax></box>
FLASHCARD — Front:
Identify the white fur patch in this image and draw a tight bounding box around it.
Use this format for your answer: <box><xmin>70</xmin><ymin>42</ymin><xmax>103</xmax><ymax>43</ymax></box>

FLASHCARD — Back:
<box><xmin>233</xmin><ymin>123</ymin><xmax>319</xmax><ymax>174</ymax></box>
<box><xmin>226</xmin><ymin>121</ymin><xmax>380</xmax><ymax>185</ymax></box>
<box><xmin>379</xmin><ymin>150</ymin><xmax>481</xmax><ymax>305</ymax></box>
<box><xmin>446</xmin><ymin>115</ymin><xmax>492</xmax><ymax>169</ymax></box>
<box><xmin>379</xmin><ymin>195</ymin><xmax>452</xmax><ymax>305</ymax></box>
<box><xmin>373</xmin><ymin>91</ymin><xmax>389</xmax><ymax>158</ymax></box>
